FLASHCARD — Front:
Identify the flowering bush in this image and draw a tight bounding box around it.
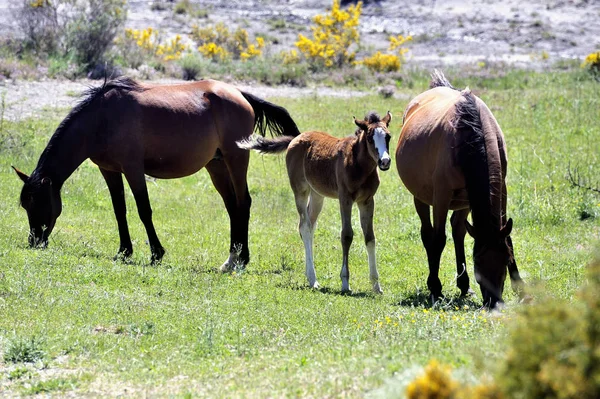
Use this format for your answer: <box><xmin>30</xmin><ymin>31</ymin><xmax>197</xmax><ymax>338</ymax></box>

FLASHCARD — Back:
<box><xmin>191</xmin><ymin>23</ymin><xmax>265</xmax><ymax>62</ymax></box>
<box><xmin>582</xmin><ymin>51</ymin><xmax>600</xmax><ymax>79</ymax></box>
<box><xmin>116</xmin><ymin>27</ymin><xmax>188</xmax><ymax>67</ymax></box>
<box><xmin>295</xmin><ymin>0</ymin><xmax>362</xmax><ymax>69</ymax></box>
<box><xmin>360</xmin><ymin>34</ymin><xmax>412</xmax><ymax>72</ymax></box>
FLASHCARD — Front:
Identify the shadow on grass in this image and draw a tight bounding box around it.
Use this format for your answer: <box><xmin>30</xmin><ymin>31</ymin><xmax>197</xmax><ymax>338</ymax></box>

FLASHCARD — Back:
<box><xmin>397</xmin><ymin>289</ymin><xmax>483</xmax><ymax>310</ymax></box>
<box><xmin>274</xmin><ymin>281</ymin><xmax>373</xmax><ymax>298</ymax></box>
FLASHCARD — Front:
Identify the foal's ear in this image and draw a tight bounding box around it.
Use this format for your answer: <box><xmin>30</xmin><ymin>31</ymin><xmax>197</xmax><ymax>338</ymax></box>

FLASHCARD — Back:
<box><xmin>382</xmin><ymin>110</ymin><xmax>392</xmax><ymax>127</ymax></box>
<box><xmin>354</xmin><ymin>116</ymin><xmax>368</xmax><ymax>132</ymax></box>
<box><xmin>12</xmin><ymin>166</ymin><xmax>29</xmax><ymax>183</ymax></box>
<box><xmin>465</xmin><ymin>220</ymin><xmax>476</xmax><ymax>238</ymax></box>
<box><xmin>501</xmin><ymin>218</ymin><xmax>513</xmax><ymax>237</ymax></box>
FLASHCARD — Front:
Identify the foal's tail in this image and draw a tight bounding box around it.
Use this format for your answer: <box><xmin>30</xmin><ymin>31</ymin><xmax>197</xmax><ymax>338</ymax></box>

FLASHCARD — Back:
<box><xmin>241</xmin><ymin>91</ymin><xmax>301</xmax><ymax>138</ymax></box>
<box><xmin>237</xmin><ymin>135</ymin><xmax>295</xmax><ymax>154</ymax></box>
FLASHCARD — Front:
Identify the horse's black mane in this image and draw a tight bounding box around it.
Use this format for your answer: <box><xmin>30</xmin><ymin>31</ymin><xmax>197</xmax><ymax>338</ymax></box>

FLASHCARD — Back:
<box><xmin>32</xmin><ymin>77</ymin><xmax>145</xmax><ymax>183</ymax></box>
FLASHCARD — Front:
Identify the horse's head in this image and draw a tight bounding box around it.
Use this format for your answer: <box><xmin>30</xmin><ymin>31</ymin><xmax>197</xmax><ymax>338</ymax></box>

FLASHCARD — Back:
<box><xmin>13</xmin><ymin>166</ymin><xmax>62</xmax><ymax>248</ymax></box>
<box><xmin>466</xmin><ymin>218</ymin><xmax>513</xmax><ymax>308</ymax></box>
<box><xmin>354</xmin><ymin>111</ymin><xmax>392</xmax><ymax>171</ymax></box>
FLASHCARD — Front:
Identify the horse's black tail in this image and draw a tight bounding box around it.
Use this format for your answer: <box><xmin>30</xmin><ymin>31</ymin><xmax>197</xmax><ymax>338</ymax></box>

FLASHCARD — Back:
<box><xmin>237</xmin><ymin>135</ymin><xmax>295</xmax><ymax>154</ymax></box>
<box><xmin>241</xmin><ymin>91</ymin><xmax>301</xmax><ymax>138</ymax></box>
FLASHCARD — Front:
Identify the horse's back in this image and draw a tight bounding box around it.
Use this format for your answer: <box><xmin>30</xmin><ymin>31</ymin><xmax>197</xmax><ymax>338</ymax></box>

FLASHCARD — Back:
<box><xmin>396</xmin><ymin>87</ymin><xmax>467</xmax><ymax>207</ymax></box>
<box><xmin>286</xmin><ymin>131</ymin><xmax>345</xmax><ymax>198</ymax></box>
<box><xmin>95</xmin><ymin>80</ymin><xmax>254</xmax><ymax>179</ymax></box>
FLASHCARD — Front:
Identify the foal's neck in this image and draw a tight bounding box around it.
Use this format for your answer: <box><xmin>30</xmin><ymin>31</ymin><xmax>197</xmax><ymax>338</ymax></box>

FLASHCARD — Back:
<box><xmin>34</xmin><ymin>113</ymin><xmax>94</xmax><ymax>189</ymax></box>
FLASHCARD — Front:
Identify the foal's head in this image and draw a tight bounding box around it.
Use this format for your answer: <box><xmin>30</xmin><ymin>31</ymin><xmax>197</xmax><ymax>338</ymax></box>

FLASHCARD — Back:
<box><xmin>354</xmin><ymin>111</ymin><xmax>392</xmax><ymax>171</ymax></box>
<box><xmin>13</xmin><ymin>167</ymin><xmax>62</xmax><ymax>248</ymax></box>
<box><xmin>466</xmin><ymin>218</ymin><xmax>513</xmax><ymax>308</ymax></box>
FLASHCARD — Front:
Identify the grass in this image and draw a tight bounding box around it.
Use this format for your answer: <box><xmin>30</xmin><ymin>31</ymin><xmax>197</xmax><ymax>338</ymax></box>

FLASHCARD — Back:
<box><xmin>0</xmin><ymin>69</ymin><xmax>598</xmax><ymax>396</ymax></box>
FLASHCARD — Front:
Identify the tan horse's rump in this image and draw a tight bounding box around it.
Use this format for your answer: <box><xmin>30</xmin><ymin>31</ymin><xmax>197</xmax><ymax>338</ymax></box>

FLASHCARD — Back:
<box><xmin>14</xmin><ymin>77</ymin><xmax>299</xmax><ymax>268</ymax></box>
<box><xmin>396</xmin><ymin>71</ymin><xmax>523</xmax><ymax>307</ymax></box>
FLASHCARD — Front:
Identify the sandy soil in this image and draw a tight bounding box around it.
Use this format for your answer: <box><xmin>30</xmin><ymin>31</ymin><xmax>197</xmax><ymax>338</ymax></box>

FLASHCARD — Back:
<box><xmin>0</xmin><ymin>0</ymin><xmax>599</xmax><ymax>120</ymax></box>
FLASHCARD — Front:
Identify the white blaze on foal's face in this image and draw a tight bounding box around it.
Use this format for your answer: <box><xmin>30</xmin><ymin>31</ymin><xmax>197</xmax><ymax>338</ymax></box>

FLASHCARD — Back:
<box><xmin>372</xmin><ymin>127</ymin><xmax>391</xmax><ymax>170</ymax></box>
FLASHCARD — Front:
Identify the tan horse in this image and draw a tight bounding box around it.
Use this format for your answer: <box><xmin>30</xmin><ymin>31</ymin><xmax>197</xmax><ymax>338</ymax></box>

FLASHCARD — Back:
<box><xmin>239</xmin><ymin>112</ymin><xmax>392</xmax><ymax>293</ymax></box>
<box><xmin>13</xmin><ymin>77</ymin><xmax>299</xmax><ymax>269</ymax></box>
<box><xmin>396</xmin><ymin>71</ymin><xmax>523</xmax><ymax>308</ymax></box>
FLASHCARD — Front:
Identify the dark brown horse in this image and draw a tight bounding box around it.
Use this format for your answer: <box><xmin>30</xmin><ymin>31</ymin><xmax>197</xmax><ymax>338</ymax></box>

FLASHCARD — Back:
<box><xmin>239</xmin><ymin>111</ymin><xmax>392</xmax><ymax>293</ymax></box>
<box><xmin>13</xmin><ymin>77</ymin><xmax>299</xmax><ymax>269</ymax></box>
<box><xmin>395</xmin><ymin>71</ymin><xmax>523</xmax><ymax>308</ymax></box>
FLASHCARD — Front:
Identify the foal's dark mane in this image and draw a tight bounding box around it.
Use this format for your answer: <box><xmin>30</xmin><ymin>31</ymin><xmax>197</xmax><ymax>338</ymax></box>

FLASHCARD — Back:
<box><xmin>354</xmin><ymin>111</ymin><xmax>382</xmax><ymax>136</ymax></box>
<box><xmin>431</xmin><ymin>71</ymin><xmax>497</xmax><ymax>233</ymax></box>
<box><xmin>32</xmin><ymin>77</ymin><xmax>146</xmax><ymax>185</ymax></box>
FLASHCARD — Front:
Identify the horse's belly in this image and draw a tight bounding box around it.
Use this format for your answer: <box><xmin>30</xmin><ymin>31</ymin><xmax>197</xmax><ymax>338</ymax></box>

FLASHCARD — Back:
<box><xmin>144</xmin><ymin>147</ymin><xmax>215</xmax><ymax>178</ymax></box>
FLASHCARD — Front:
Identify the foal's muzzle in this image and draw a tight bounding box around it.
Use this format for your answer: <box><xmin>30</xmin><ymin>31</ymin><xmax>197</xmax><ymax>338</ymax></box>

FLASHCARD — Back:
<box><xmin>378</xmin><ymin>157</ymin><xmax>391</xmax><ymax>171</ymax></box>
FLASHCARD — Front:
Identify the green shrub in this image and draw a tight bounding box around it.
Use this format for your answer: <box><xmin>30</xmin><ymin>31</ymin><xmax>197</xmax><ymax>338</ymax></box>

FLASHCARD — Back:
<box><xmin>498</xmin><ymin>253</ymin><xmax>600</xmax><ymax>399</ymax></box>
<box><xmin>15</xmin><ymin>0</ymin><xmax>61</xmax><ymax>54</ymax></box>
<box><xmin>64</xmin><ymin>0</ymin><xmax>127</xmax><ymax>70</ymax></box>
<box><xmin>179</xmin><ymin>54</ymin><xmax>204</xmax><ymax>80</ymax></box>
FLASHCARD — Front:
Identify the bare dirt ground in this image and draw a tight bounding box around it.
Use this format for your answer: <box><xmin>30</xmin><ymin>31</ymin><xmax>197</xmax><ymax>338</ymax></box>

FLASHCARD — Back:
<box><xmin>0</xmin><ymin>0</ymin><xmax>599</xmax><ymax>120</ymax></box>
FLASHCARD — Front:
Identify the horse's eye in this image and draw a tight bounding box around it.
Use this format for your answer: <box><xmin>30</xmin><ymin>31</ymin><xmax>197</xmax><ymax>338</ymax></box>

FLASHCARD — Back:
<box><xmin>367</xmin><ymin>136</ymin><xmax>374</xmax><ymax>143</ymax></box>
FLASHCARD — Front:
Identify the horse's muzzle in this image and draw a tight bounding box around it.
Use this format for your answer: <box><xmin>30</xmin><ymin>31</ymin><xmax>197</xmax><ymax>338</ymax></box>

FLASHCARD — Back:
<box><xmin>378</xmin><ymin>158</ymin><xmax>391</xmax><ymax>171</ymax></box>
<box><xmin>28</xmin><ymin>231</ymin><xmax>48</xmax><ymax>249</ymax></box>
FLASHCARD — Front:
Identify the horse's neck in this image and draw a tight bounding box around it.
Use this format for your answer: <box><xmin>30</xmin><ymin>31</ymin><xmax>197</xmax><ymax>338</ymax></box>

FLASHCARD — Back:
<box><xmin>350</xmin><ymin>135</ymin><xmax>376</xmax><ymax>172</ymax></box>
<box><xmin>35</xmin><ymin>117</ymin><xmax>92</xmax><ymax>188</ymax></box>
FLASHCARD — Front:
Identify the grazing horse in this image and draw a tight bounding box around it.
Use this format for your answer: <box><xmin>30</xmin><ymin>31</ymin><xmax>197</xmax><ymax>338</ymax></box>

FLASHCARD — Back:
<box><xmin>13</xmin><ymin>77</ymin><xmax>299</xmax><ymax>269</ymax></box>
<box><xmin>239</xmin><ymin>111</ymin><xmax>393</xmax><ymax>293</ymax></box>
<box><xmin>396</xmin><ymin>71</ymin><xmax>523</xmax><ymax>308</ymax></box>
<box><xmin>396</xmin><ymin>71</ymin><xmax>522</xmax><ymax>308</ymax></box>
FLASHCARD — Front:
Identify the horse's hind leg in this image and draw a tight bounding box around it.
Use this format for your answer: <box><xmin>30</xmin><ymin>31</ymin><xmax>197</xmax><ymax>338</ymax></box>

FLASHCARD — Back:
<box><xmin>502</xmin><ymin>182</ymin><xmax>524</xmax><ymax>294</ymax></box>
<box><xmin>358</xmin><ymin>198</ymin><xmax>383</xmax><ymax>294</ymax></box>
<box><xmin>206</xmin><ymin>156</ymin><xmax>251</xmax><ymax>272</ymax></box>
<box><xmin>99</xmin><ymin>167</ymin><xmax>132</xmax><ymax>259</ymax></box>
<box><xmin>292</xmin><ymin>184</ymin><xmax>319</xmax><ymax>289</ymax></box>
<box><xmin>450</xmin><ymin>209</ymin><xmax>473</xmax><ymax>296</ymax></box>
<box><xmin>339</xmin><ymin>195</ymin><xmax>354</xmax><ymax>293</ymax></box>
<box><xmin>123</xmin><ymin>171</ymin><xmax>165</xmax><ymax>264</ymax></box>
<box><xmin>414</xmin><ymin>197</ymin><xmax>446</xmax><ymax>301</ymax></box>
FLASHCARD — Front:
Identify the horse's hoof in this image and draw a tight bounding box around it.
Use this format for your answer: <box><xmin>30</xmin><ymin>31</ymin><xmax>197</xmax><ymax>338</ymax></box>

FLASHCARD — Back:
<box><xmin>150</xmin><ymin>247</ymin><xmax>165</xmax><ymax>265</ymax></box>
<box><xmin>113</xmin><ymin>249</ymin><xmax>132</xmax><ymax>261</ymax></box>
<box><xmin>309</xmin><ymin>281</ymin><xmax>321</xmax><ymax>289</ymax></box>
<box><xmin>460</xmin><ymin>287</ymin><xmax>476</xmax><ymax>297</ymax></box>
<box><xmin>372</xmin><ymin>283</ymin><xmax>383</xmax><ymax>294</ymax></box>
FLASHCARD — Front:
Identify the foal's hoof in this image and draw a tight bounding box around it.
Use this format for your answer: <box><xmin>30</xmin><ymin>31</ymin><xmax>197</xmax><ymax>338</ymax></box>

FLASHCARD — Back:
<box><xmin>430</xmin><ymin>293</ymin><xmax>444</xmax><ymax>305</ymax></box>
<box><xmin>309</xmin><ymin>281</ymin><xmax>321</xmax><ymax>290</ymax></box>
<box><xmin>372</xmin><ymin>282</ymin><xmax>383</xmax><ymax>294</ymax></box>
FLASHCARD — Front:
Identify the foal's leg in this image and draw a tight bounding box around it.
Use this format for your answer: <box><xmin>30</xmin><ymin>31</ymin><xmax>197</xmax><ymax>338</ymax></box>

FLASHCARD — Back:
<box><xmin>339</xmin><ymin>195</ymin><xmax>354</xmax><ymax>293</ymax></box>
<box><xmin>206</xmin><ymin>158</ymin><xmax>250</xmax><ymax>272</ymax></box>
<box><xmin>292</xmin><ymin>184</ymin><xmax>319</xmax><ymax>288</ymax></box>
<box><xmin>99</xmin><ymin>168</ymin><xmax>132</xmax><ymax>259</ymax></box>
<box><xmin>358</xmin><ymin>198</ymin><xmax>382</xmax><ymax>294</ymax></box>
<box><xmin>414</xmin><ymin>197</ymin><xmax>447</xmax><ymax>301</ymax></box>
<box><xmin>123</xmin><ymin>171</ymin><xmax>165</xmax><ymax>264</ymax></box>
<box><xmin>450</xmin><ymin>209</ymin><xmax>473</xmax><ymax>296</ymax></box>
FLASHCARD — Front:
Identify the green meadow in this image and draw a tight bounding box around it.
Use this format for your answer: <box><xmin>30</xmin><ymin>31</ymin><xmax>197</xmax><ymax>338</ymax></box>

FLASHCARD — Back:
<box><xmin>0</xmin><ymin>70</ymin><xmax>599</xmax><ymax>397</ymax></box>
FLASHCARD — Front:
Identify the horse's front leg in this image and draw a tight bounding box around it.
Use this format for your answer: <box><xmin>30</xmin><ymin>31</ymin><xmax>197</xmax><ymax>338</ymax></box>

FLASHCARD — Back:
<box><xmin>358</xmin><ymin>197</ymin><xmax>382</xmax><ymax>294</ymax></box>
<box><xmin>124</xmin><ymin>171</ymin><xmax>165</xmax><ymax>264</ymax></box>
<box><xmin>99</xmin><ymin>167</ymin><xmax>133</xmax><ymax>259</ymax></box>
<box><xmin>450</xmin><ymin>208</ymin><xmax>473</xmax><ymax>296</ymax></box>
<box><xmin>339</xmin><ymin>195</ymin><xmax>354</xmax><ymax>293</ymax></box>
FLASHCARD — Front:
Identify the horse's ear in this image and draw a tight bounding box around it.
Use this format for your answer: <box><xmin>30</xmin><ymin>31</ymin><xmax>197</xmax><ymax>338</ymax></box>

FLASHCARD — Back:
<box><xmin>354</xmin><ymin>116</ymin><xmax>368</xmax><ymax>132</ymax></box>
<box><xmin>465</xmin><ymin>220</ymin><xmax>476</xmax><ymax>238</ymax></box>
<box><xmin>382</xmin><ymin>110</ymin><xmax>392</xmax><ymax>127</ymax></box>
<box><xmin>12</xmin><ymin>166</ymin><xmax>29</xmax><ymax>183</ymax></box>
<box><xmin>501</xmin><ymin>218</ymin><xmax>513</xmax><ymax>237</ymax></box>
